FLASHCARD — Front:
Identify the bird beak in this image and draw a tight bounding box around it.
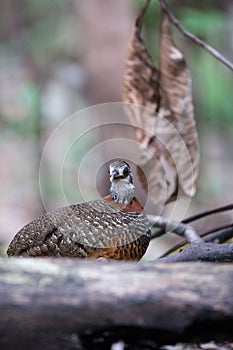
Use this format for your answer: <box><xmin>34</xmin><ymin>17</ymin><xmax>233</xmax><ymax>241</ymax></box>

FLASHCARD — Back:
<box><xmin>111</xmin><ymin>169</ymin><xmax>121</xmax><ymax>179</ymax></box>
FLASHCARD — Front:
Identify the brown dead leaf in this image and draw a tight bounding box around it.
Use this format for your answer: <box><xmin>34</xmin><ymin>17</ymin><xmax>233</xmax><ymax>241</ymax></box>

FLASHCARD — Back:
<box><xmin>159</xmin><ymin>11</ymin><xmax>199</xmax><ymax>198</ymax></box>
<box><xmin>122</xmin><ymin>0</ymin><xmax>167</xmax><ymax>206</ymax></box>
<box><xmin>122</xmin><ymin>2</ymin><xmax>199</xmax><ymax>208</ymax></box>
<box><xmin>122</xmin><ymin>0</ymin><xmax>160</xmax><ymax>147</ymax></box>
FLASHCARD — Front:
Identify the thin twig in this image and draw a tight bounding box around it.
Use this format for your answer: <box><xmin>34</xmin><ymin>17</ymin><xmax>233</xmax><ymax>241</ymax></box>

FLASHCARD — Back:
<box><xmin>159</xmin><ymin>0</ymin><xmax>233</xmax><ymax>72</ymax></box>
<box><xmin>182</xmin><ymin>203</ymin><xmax>233</xmax><ymax>224</ymax></box>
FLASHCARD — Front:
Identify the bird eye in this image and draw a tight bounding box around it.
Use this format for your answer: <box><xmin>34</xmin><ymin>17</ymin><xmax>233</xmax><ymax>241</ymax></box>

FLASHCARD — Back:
<box><xmin>123</xmin><ymin>167</ymin><xmax>129</xmax><ymax>177</ymax></box>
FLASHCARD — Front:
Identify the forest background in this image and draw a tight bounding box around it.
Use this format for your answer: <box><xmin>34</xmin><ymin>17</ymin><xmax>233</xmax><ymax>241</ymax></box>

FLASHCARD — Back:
<box><xmin>0</xmin><ymin>0</ymin><xmax>232</xmax><ymax>258</ymax></box>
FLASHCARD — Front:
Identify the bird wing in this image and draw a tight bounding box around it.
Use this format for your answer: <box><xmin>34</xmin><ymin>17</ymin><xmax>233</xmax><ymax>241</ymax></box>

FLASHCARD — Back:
<box><xmin>7</xmin><ymin>200</ymin><xmax>150</xmax><ymax>257</ymax></box>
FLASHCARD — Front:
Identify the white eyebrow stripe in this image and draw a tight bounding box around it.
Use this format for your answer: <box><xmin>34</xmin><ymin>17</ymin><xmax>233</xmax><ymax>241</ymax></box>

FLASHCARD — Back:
<box><xmin>109</xmin><ymin>165</ymin><xmax>115</xmax><ymax>174</ymax></box>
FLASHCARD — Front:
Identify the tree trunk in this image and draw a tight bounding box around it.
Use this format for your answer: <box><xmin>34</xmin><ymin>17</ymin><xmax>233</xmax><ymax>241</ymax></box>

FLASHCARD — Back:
<box><xmin>74</xmin><ymin>0</ymin><xmax>134</xmax><ymax>104</ymax></box>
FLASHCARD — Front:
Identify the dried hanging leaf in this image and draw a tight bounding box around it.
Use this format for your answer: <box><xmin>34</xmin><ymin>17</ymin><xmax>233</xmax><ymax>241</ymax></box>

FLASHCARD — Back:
<box><xmin>159</xmin><ymin>11</ymin><xmax>199</xmax><ymax>198</ymax></box>
<box><xmin>122</xmin><ymin>1</ymin><xmax>199</xmax><ymax>208</ymax></box>
<box><xmin>122</xmin><ymin>1</ymin><xmax>178</xmax><ymax>206</ymax></box>
<box><xmin>122</xmin><ymin>0</ymin><xmax>168</xmax><ymax>206</ymax></box>
<box><xmin>122</xmin><ymin>0</ymin><xmax>160</xmax><ymax>147</ymax></box>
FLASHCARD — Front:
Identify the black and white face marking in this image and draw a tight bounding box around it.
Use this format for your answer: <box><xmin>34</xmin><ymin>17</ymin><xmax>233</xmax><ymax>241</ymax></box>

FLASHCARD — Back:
<box><xmin>109</xmin><ymin>161</ymin><xmax>133</xmax><ymax>184</ymax></box>
<box><xmin>109</xmin><ymin>160</ymin><xmax>135</xmax><ymax>205</ymax></box>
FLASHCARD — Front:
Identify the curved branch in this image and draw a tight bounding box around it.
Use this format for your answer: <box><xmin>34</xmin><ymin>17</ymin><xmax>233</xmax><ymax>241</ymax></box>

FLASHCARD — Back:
<box><xmin>159</xmin><ymin>224</ymin><xmax>233</xmax><ymax>258</ymax></box>
<box><xmin>158</xmin><ymin>243</ymin><xmax>233</xmax><ymax>263</ymax></box>
<box><xmin>159</xmin><ymin>0</ymin><xmax>233</xmax><ymax>72</ymax></box>
<box><xmin>150</xmin><ymin>203</ymin><xmax>233</xmax><ymax>240</ymax></box>
<box><xmin>204</xmin><ymin>225</ymin><xmax>233</xmax><ymax>243</ymax></box>
<box><xmin>147</xmin><ymin>215</ymin><xmax>202</xmax><ymax>243</ymax></box>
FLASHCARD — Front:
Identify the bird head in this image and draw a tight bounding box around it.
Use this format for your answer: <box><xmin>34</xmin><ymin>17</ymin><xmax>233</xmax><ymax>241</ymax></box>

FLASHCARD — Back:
<box><xmin>109</xmin><ymin>160</ymin><xmax>135</xmax><ymax>205</ymax></box>
<box><xmin>109</xmin><ymin>160</ymin><xmax>133</xmax><ymax>184</ymax></box>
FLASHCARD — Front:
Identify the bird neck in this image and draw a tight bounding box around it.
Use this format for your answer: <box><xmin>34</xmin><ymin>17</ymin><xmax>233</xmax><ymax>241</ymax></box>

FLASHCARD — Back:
<box><xmin>110</xmin><ymin>180</ymin><xmax>135</xmax><ymax>205</ymax></box>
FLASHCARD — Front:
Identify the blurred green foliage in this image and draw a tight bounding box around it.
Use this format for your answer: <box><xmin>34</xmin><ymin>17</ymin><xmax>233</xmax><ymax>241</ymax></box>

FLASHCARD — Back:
<box><xmin>0</xmin><ymin>245</ymin><xmax>7</xmax><ymax>257</ymax></box>
<box><xmin>179</xmin><ymin>8</ymin><xmax>226</xmax><ymax>37</ymax></box>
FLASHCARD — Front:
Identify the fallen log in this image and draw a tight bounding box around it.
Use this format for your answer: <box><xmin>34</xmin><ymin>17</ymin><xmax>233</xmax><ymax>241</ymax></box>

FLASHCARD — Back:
<box><xmin>0</xmin><ymin>258</ymin><xmax>232</xmax><ymax>349</ymax></box>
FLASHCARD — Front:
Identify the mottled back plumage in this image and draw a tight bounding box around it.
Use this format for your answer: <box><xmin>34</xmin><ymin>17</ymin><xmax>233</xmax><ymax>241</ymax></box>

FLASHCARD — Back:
<box><xmin>7</xmin><ymin>200</ymin><xmax>151</xmax><ymax>260</ymax></box>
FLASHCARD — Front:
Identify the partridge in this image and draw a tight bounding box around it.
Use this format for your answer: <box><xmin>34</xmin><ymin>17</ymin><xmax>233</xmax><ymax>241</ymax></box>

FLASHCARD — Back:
<box><xmin>7</xmin><ymin>160</ymin><xmax>151</xmax><ymax>260</ymax></box>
